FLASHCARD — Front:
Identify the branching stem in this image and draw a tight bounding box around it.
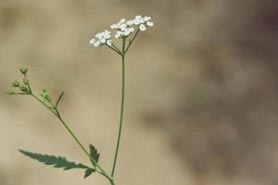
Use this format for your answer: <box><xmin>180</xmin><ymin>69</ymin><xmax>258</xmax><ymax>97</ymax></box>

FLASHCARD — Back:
<box><xmin>30</xmin><ymin>93</ymin><xmax>114</xmax><ymax>184</ymax></box>
<box><xmin>111</xmin><ymin>38</ymin><xmax>126</xmax><ymax>177</ymax></box>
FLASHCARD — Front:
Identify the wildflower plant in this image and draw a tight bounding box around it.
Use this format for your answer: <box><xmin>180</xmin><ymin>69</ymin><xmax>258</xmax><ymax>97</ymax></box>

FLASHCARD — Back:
<box><xmin>6</xmin><ymin>15</ymin><xmax>153</xmax><ymax>185</ymax></box>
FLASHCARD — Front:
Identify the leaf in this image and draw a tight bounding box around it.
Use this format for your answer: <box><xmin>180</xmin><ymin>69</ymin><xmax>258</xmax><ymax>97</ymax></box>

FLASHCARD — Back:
<box><xmin>55</xmin><ymin>91</ymin><xmax>65</xmax><ymax>107</ymax></box>
<box><xmin>84</xmin><ymin>168</ymin><xmax>95</xmax><ymax>178</ymax></box>
<box><xmin>89</xmin><ymin>144</ymin><xmax>100</xmax><ymax>166</ymax></box>
<box><xmin>19</xmin><ymin>149</ymin><xmax>90</xmax><ymax>170</ymax></box>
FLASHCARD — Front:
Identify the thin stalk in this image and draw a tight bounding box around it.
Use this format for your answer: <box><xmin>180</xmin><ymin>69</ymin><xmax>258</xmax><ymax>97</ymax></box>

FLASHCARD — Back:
<box><xmin>31</xmin><ymin>94</ymin><xmax>56</xmax><ymax>114</ymax></box>
<box><xmin>111</xmin><ymin>38</ymin><xmax>126</xmax><ymax>177</ymax></box>
<box><xmin>30</xmin><ymin>93</ymin><xmax>114</xmax><ymax>184</ymax></box>
<box><xmin>31</xmin><ymin>94</ymin><xmax>92</xmax><ymax>164</ymax></box>
<box><xmin>107</xmin><ymin>44</ymin><xmax>122</xmax><ymax>56</ymax></box>
<box><xmin>24</xmin><ymin>74</ymin><xmax>33</xmax><ymax>94</ymax></box>
<box><xmin>124</xmin><ymin>29</ymin><xmax>140</xmax><ymax>54</ymax></box>
<box><xmin>55</xmin><ymin>112</ymin><xmax>114</xmax><ymax>182</ymax></box>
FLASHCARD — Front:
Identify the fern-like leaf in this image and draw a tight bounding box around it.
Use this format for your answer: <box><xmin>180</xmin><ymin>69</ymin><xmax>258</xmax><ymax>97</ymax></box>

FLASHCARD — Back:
<box><xmin>89</xmin><ymin>144</ymin><xmax>100</xmax><ymax>166</ymax></box>
<box><xmin>19</xmin><ymin>149</ymin><xmax>95</xmax><ymax>173</ymax></box>
<box><xmin>84</xmin><ymin>168</ymin><xmax>95</xmax><ymax>178</ymax></box>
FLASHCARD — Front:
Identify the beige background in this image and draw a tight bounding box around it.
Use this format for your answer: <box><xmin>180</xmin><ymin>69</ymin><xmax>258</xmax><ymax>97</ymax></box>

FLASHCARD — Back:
<box><xmin>1</xmin><ymin>0</ymin><xmax>278</xmax><ymax>185</ymax></box>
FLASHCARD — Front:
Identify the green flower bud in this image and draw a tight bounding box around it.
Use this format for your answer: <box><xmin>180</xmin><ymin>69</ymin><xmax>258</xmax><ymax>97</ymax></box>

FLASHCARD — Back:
<box><xmin>40</xmin><ymin>89</ymin><xmax>52</xmax><ymax>102</ymax></box>
<box><xmin>40</xmin><ymin>89</ymin><xmax>47</xmax><ymax>97</ymax></box>
<box><xmin>20</xmin><ymin>67</ymin><xmax>28</xmax><ymax>75</ymax></box>
<box><xmin>19</xmin><ymin>84</ymin><xmax>29</xmax><ymax>93</ymax></box>
<box><xmin>12</xmin><ymin>80</ymin><xmax>20</xmax><ymax>87</ymax></box>
<box><xmin>6</xmin><ymin>89</ymin><xmax>15</xmax><ymax>95</ymax></box>
<box><xmin>45</xmin><ymin>94</ymin><xmax>52</xmax><ymax>102</ymax></box>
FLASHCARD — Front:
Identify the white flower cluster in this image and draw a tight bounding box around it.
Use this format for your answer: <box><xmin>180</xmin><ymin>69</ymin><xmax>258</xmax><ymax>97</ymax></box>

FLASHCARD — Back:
<box><xmin>127</xmin><ymin>15</ymin><xmax>154</xmax><ymax>31</ymax></box>
<box><xmin>111</xmin><ymin>18</ymin><xmax>135</xmax><ymax>38</ymax></box>
<box><xmin>89</xmin><ymin>30</ymin><xmax>112</xmax><ymax>47</ymax></box>
<box><xmin>90</xmin><ymin>15</ymin><xmax>154</xmax><ymax>47</ymax></box>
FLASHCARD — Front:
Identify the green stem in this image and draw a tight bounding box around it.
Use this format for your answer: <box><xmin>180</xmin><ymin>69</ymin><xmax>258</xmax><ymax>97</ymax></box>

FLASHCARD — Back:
<box><xmin>31</xmin><ymin>94</ymin><xmax>56</xmax><ymax>114</ymax></box>
<box><xmin>30</xmin><ymin>93</ymin><xmax>114</xmax><ymax>185</ymax></box>
<box><xmin>24</xmin><ymin>74</ymin><xmax>33</xmax><ymax>94</ymax></box>
<box><xmin>124</xmin><ymin>29</ymin><xmax>140</xmax><ymax>54</ymax></box>
<box><xmin>111</xmin><ymin>38</ymin><xmax>126</xmax><ymax>177</ymax></box>
<box><xmin>107</xmin><ymin>44</ymin><xmax>122</xmax><ymax>56</ymax></box>
<box><xmin>55</xmin><ymin>112</ymin><xmax>114</xmax><ymax>184</ymax></box>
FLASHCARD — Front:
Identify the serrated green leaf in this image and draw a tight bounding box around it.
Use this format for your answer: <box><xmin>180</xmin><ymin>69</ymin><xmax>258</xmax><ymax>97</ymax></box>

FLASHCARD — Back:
<box><xmin>19</xmin><ymin>149</ymin><xmax>89</xmax><ymax>170</ymax></box>
<box><xmin>89</xmin><ymin>144</ymin><xmax>100</xmax><ymax>166</ymax></box>
<box><xmin>84</xmin><ymin>168</ymin><xmax>95</xmax><ymax>178</ymax></box>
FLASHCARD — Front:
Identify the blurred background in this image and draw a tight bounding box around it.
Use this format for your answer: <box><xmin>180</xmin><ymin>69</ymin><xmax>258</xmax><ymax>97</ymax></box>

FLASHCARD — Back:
<box><xmin>1</xmin><ymin>0</ymin><xmax>278</xmax><ymax>185</ymax></box>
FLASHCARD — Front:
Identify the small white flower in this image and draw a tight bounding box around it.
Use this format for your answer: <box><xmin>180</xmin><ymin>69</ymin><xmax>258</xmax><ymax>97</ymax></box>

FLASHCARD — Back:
<box><xmin>119</xmin><ymin>18</ymin><xmax>126</xmax><ymax>23</ymax></box>
<box><xmin>133</xmin><ymin>15</ymin><xmax>143</xmax><ymax>25</ymax></box>
<box><xmin>89</xmin><ymin>38</ymin><xmax>96</xmax><ymax>45</ymax></box>
<box><xmin>146</xmin><ymin>21</ymin><xmax>154</xmax><ymax>27</ymax></box>
<box><xmin>139</xmin><ymin>24</ymin><xmax>146</xmax><ymax>31</ymax></box>
<box><xmin>127</xmin><ymin>20</ymin><xmax>134</xmax><ymax>26</ymax></box>
<box><xmin>103</xmin><ymin>30</ymin><xmax>111</xmax><ymax>39</ymax></box>
<box><xmin>115</xmin><ymin>31</ymin><xmax>121</xmax><ymax>38</ymax></box>
<box><xmin>143</xmin><ymin>16</ymin><xmax>151</xmax><ymax>21</ymax></box>
<box><xmin>110</xmin><ymin>19</ymin><xmax>127</xmax><ymax>30</ymax></box>
<box><xmin>124</xmin><ymin>27</ymin><xmax>135</xmax><ymax>36</ymax></box>
<box><xmin>94</xmin><ymin>40</ymin><xmax>100</xmax><ymax>47</ymax></box>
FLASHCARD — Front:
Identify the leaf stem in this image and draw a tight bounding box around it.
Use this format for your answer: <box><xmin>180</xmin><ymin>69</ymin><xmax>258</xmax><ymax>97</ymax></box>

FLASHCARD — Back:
<box><xmin>30</xmin><ymin>93</ymin><xmax>114</xmax><ymax>184</ymax></box>
<box><xmin>111</xmin><ymin>38</ymin><xmax>126</xmax><ymax>177</ymax></box>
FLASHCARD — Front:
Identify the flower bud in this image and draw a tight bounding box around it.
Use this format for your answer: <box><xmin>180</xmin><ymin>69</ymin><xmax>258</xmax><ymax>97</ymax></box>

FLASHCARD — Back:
<box><xmin>40</xmin><ymin>89</ymin><xmax>52</xmax><ymax>102</ymax></box>
<box><xmin>45</xmin><ymin>95</ymin><xmax>51</xmax><ymax>102</ymax></box>
<box><xmin>20</xmin><ymin>67</ymin><xmax>28</xmax><ymax>75</ymax></box>
<box><xmin>12</xmin><ymin>80</ymin><xmax>20</xmax><ymax>87</ymax></box>
<box><xmin>6</xmin><ymin>89</ymin><xmax>15</xmax><ymax>95</ymax></box>
<box><xmin>19</xmin><ymin>84</ymin><xmax>29</xmax><ymax>93</ymax></box>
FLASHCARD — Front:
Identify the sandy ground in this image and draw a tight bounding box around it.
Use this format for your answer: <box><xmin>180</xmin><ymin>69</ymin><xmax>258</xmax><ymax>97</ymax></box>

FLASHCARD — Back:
<box><xmin>1</xmin><ymin>0</ymin><xmax>278</xmax><ymax>185</ymax></box>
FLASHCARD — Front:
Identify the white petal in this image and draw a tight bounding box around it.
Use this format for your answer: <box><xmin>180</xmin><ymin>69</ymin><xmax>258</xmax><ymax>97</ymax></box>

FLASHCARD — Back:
<box><xmin>95</xmin><ymin>33</ymin><xmax>102</xmax><ymax>39</ymax></box>
<box><xmin>103</xmin><ymin>31</ymin><xmax>111</xmax><ymax>39</ymax></box>
<box><xmin>111</xmin><ymin>24</ymin><xmax>119</xmax><ymax>29</ymax></box>
<box><xmin>120</xmin><ymin>23</ymin><xmax>127</xmax><ymax>30</ymax></box>
<box><xmin>89</xmin><ymin>38</ymin><xmax>96</xmax><ymax>44</ymax></box>
<box><xmin>104</xmin><ymin>35</ymin><xmax>110</xmax><ymax>39</ymax></box>
<box><xmin>94</xmin><ymin>41</ymin><xmax>100</xmax><ymax>47</ymax></box>
<box><xmin>124</xmin><ymin>30</ymin><xmax>130</xmax><ymax>36</ymax></box>
<box><xmin>119</xmin><ymin>18</ymin><xmax>126</xmax><ymax>24</ymax></box>
<box><xmin>127</xmin><ymin>20</ymin><xmax>134</xmax><ymax>25</ymax></box>
<box><xmin>139</xmin><ymin>18</ymin><xmax>144</xmax><ymax>24</ymax></box>
<box><xmin>134</xmin><ymin>19</ymin><xmax>140</xmax><ymax>25</ymax></box>
<box><xmin>143</xmin><ymin>16</ymin><xmax>151</xmax><ymax>21</ymax></box>
<box><xmin>146</xmin><ymin>21</ymin><xmax>154</xmax><ymax>27</ymax></box>
<box><xmin>100</xmin><ymin>38</ymin><xmax>106</xmax><ymax>43</ymax></box>
<box><xmin>115</xmin><ymin>32</ymin><xmax>121</xmax><ymax>38</ymax></box>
